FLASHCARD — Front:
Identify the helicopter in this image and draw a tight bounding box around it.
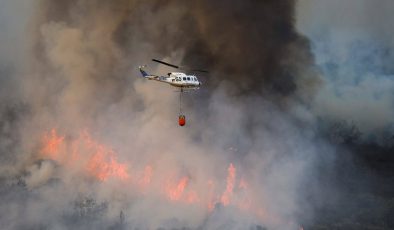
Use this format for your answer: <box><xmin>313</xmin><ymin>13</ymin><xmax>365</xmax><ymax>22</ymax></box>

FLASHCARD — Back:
<box><xmin>139</xmin><ymin>59</ymin><xmax>208</xmax><ymax>90</ymax></box>
<box><xmin>138</xmin><ymin>59</ymin><xmax>208</xmax><ymax>126</ymax></box>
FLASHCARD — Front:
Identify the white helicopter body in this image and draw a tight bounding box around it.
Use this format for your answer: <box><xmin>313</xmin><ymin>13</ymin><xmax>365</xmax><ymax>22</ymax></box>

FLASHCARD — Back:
<box><xmin>139</xmin><ymin>67</ymin><xmax>201</xmax><ymax>89</ymax></box>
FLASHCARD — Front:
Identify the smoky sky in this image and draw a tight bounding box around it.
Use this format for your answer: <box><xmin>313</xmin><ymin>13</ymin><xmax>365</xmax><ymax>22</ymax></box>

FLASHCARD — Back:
<box><xmin>297</xmin><ymin>0</ymin><xmax>394</xmax><ymax>136</ymax></box>
<box><xmin>36</xmin><ymin>0</ymin><xmax>319</xmax><ymax>100</ymax></box>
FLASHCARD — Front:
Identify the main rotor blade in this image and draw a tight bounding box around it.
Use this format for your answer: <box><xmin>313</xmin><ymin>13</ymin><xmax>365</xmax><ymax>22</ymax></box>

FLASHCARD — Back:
<box><xmin>152</xmin><ymin>59</ymin><xmax>209</xmax><ymax>73</ymax></box>
<box><xmin>189</xmin><ymin>69</ymin><xmax>209</xmax><ymax>73</ymax></box>
<box><xmin>152</xmin><ymin>59</ymin><xmax>179</xmax><ymax>69</ymax></box>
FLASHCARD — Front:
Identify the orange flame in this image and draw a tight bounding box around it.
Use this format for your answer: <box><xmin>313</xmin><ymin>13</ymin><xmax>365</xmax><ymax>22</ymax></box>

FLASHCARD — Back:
<box><xmin>40</xmin><ymin>129</ymin><xmax>129</xmax><ymax>181</ymax></box>
<box><xmin>207</xmin><ymin>180</ymin><xmax>217</xmax><ymax>211</ymax></box>
<box><xmin>165</xmin><ymin>176</ymin><xmax>201</xmax><ymax>204</ymax></box>
<box><xmin>39</xmin><ymin>129</ymin><xmax>289</xmax><ymax>226</ymax></box>
<box><xmin>87</xmin><ymin>146</ymin><xmax>129</xmax><ymax>181</ymax></box>
<box><xmin>41</xmin><ymin>129</ymin><xmax>65</xmax><ymax>161</ymax></box>
<box><xmin>166</xmin><ymin>176</ymin><xmax>189</xmax><ymax>201</ymax></box>
<box><xmin>221</xmin><ymin>163</ymin><xmax>236</xmax><ymax>205</ymax></box>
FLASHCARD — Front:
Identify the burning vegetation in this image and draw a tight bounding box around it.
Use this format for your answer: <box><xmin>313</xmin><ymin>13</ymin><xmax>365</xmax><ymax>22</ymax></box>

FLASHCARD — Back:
<box><xmin>39</xmin><ymin>129</ymin><xmax>277</xmax><ymax>225</ymax></box>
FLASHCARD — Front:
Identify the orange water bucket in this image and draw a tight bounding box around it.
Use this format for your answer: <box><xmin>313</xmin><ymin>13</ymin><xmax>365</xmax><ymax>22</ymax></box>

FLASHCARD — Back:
<box><xmin>179</xmin><ymin>115</ymin><xmax>186</xmax><ymax>126</ymax></box>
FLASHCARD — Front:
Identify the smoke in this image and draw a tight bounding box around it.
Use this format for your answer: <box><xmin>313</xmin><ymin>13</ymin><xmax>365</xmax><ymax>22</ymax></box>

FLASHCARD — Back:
<box><xmin>3</xmin><ymin>0</ymin><xmax>386</xmax><ymax>229</ymax></box>
<box><xmin>297</xmin><ymin>0</ymin><xmax>394</xmax><ymax>138</ymax></box>
<box><xmin>295</xmin><ymin>1</ymin><xmax>394</xmax><ymax>228</ymax></box>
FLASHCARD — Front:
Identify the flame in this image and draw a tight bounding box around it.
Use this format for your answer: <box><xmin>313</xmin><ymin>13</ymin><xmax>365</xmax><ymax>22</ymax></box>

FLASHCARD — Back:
<box><xmin>39</xmin><ymin>129</ymin><xmax>288</xmax><ymax>225</ymax></box>
<box><xmin>86</xmin><ymin>146</ymin><xmax>129</xmax><ymax>181</ymax></box>
<box><xmin>166</xmin><ymin>176</ymin><xmax>189</xmax><ymax>201</ymax></box>
<box><xmin>165</xmin><ymin>176</ymin><xmax>201</xmax><ymax>204</ymax></box>
<box><xmin>221</xmin><ymin>163</ymin><xmax>236</xmax><ymax>205</ymax></box>
<box><xmin>40</xmin><ymin>129</ymin><xmax>129</xmax><ymax>181</ymax></box>
<box><xmin>41</xmin><ymin>129</ymin><xmax>65</xmax><ymax>161</ymax></box>
<box><xmin>207</xmin><ymin>180</ymin><xmax>217</xmax><ymax>211</ymax></box>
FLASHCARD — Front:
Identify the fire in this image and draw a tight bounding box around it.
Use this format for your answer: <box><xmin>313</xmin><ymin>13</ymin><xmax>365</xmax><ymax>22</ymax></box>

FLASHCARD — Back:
<box><xmin>165</xmin><ymin>176</ymin><xmax>201</xmax><ymax>204</ymax></box>
<box><xmin>221</xmin><ymin>163</ymin><xmax>236</xmax><ymax>205</ymax></box>
<box><xmin>41</xmin><ymin>129</ymin><xmax>65</xmax><ymax>161</ymax></box>
<box><xmin>40</xmin><ymin>129</ymin><xmax>130</xmax><ymax>181</ymax></box>
<box><xmin>207</xmin><ymin>180</ymin><xmax>217</xmax><ymax>211</ymax></box>
<box><xmin>86</xmin><ymin>147</ymin><xmax>129</xmax><ymax>181</ymax></box>
<box><xmin>39</xmin><ymin>129</ymin><xmax>285</xmax><ymax>225</ymax></box>
<box><xmin>166</xmin><ymin>176</ymin><xmax>189</xmax><ymax>201</ymax></box>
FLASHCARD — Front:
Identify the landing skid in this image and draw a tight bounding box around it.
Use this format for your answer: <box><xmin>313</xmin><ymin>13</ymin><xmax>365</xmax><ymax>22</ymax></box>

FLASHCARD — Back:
<box><xmin>174</xmin><ymin>88</ymin><xmax>199</xmax><ymax>93</ymax></box>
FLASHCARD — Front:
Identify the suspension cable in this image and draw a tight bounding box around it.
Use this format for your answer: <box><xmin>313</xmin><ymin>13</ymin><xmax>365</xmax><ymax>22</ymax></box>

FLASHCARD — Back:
<box><xmin>179</xmin><ymin>88</ymin><xmax>183</xmax><ymax>115</ymax></box>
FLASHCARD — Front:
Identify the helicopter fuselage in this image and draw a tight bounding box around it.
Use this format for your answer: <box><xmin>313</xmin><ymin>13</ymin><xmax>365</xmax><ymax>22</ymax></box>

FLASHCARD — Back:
<box><xmin>166</xmin><ymin>72</ymin><xmax>201</xmax><ymax>88</ymax></box>
<box><xmin>141</xmin><ymin>68</ymin><xmax>201</xmax><ymax>89</ymax></box>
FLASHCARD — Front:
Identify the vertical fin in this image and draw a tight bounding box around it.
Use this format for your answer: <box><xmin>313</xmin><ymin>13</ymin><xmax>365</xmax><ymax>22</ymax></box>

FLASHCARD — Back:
<box><xmin>139</xmin><ymin>65</ymin><xmax>149</xmax><ymax>77</ymax></box>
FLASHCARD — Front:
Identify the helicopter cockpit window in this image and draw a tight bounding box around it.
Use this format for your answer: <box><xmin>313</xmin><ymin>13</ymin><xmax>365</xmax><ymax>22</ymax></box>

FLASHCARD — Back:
<box><xmin>183</xmin><ymin>77</ymin><xmax>186</xmax><ymax>81</ymax></box>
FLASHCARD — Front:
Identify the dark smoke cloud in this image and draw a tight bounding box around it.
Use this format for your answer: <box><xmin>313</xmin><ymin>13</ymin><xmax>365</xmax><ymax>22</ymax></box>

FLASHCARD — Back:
<box><xmin>36</xmin><ymin>0</ymin><xmax>320</xmax><ymax>100</ymax></box>
<box><xmin>180</xmin><ymin>1</ymin><xmax>320</xmax><ymax>98</ymax></box>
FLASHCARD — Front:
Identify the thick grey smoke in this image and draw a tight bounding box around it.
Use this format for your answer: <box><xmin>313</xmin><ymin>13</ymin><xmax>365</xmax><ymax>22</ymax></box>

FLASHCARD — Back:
<box><xmin>295</xmin><ymin>1</ymin><xmax>394</xmax><ymax>229</ymax></box>
<box><xmin>34</xmin><ymin>0</ymin><xmax>320</xmax><ymax>99</ymax></box>
<box><xmin>297</xmin><ymin>0</ymin><xmax>394</xmax><ymax>139</ymax></box>
<box><xmin>0</xmin><ymin>1</ymin><xmax>348</xmax><ymax>230</ymax></box>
